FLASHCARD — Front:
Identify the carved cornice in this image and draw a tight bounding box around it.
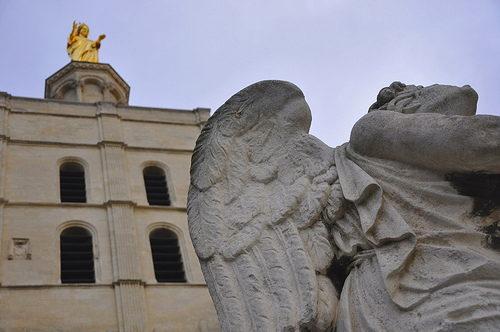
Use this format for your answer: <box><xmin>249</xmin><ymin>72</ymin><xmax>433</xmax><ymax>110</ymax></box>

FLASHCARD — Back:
<box><xmin>0</xmin><ymin>92</ymin><xmax>11</xmax><ymax>109</ymax></box>
<box><xmin>193</xmin><ymin>107</ymin><xmax>211</xmax><ymax>126</ymax></box>
<box><xmin>47</xmin><ymin>62</ymin><xmax>129</xmax><ymax>90</ymax></box>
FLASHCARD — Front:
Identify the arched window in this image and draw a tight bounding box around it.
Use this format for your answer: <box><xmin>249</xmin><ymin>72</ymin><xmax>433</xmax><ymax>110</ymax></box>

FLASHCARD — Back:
<box><xmin>150</xmin><ymin>228</ymin><xmax>185</xmax><ymax>282</ymax></box>
<box><xmin>143</xmin><ymin>166</ymin><xmax>171</xmax><ymax>206</ymax></box>
<box><xmin>60</xmin><ymin>227</ymin><xmax>95</xmax><ymax>283</ymax></box>
<box><xmin>60</xmin><ymin>162</ymin><xmax>86</xmax><ymax>203</ymax></box>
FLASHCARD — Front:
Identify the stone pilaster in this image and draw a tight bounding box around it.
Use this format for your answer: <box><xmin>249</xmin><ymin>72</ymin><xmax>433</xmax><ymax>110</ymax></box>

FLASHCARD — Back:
<box><xmin>97</xmin><ymin>101</ymin><xmax>124</xmax><ymax>141</ymax></box>
<box><xmin>115</xmin><ymin>280</ymin><xmax>149</xmax><ymax>332</ymax></box>
<box><xmin>0</xmin><ymin>93</ymin><xmax>10</xmax><ymax>199</ymax></box>
<box><xmin>0</xmin><ymin>93</ymin><xmax>10</xmax><ymax>140</ymax></box>
<box><xmin>97</xmin><ymin>102</ymin><xmax>148</xmax><ymax>331</ymax></box>
<box><xmin>0</xmin><ymin>93</ymin><xmax>9</xmax><ymax>285</ymax></box>
<box><xmin>106</xmin><ymin>203</ymin><xmax>141</xmax><ymax>280</ymax></box>
<box><xmin>74</xmin><ymin>80</ymin><xmax>83</xmax><ymax>102</ymax></box>
<box><xmin>100</xmin><ymin>144</ymin><xmax>130</xmax><ymax>201</ymax></box>
<box><xmin>193</xmin><ymin>107</ymin><xmax>211</xmax><ymax>129</ymax></box>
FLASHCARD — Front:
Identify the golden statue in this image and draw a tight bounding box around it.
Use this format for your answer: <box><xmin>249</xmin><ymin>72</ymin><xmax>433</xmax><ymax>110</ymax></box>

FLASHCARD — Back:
<box><xmin>67</xmin><ymin>21</ymin><xmax>106</xmax><ymax>63</ymax></box>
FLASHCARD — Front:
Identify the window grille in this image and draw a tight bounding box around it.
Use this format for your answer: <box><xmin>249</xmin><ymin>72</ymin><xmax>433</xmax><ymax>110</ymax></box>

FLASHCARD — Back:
<box><xmin>60</xmin><ymin>162</ymin><xmax>86</xmax><ymax>203</ymax></box>
<box><xmin>150</xmin><ymin>228</ymin><xmax>185</xmax><ymax>282</ymax></box>
<box><xmin>60</xmin><ymin>227</ymin><xmax>95</xmax><ymax>283</ymax></box>
<box><xmin>143</xmin><ymin>166</ymin><xmax>171</xmax><ymax>206</ymax></box>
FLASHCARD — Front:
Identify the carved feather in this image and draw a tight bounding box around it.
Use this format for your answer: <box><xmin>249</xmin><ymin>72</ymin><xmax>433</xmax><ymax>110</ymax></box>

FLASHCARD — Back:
<box><xmin>299</xmin><ymin>221</ymin><xmax>334</xmax><ymax>273</ymax></box>
<box><xmin>190</xmin><ymin>121</ymin><xmax>231</xmax><ymax>191</ymax></box>
<box><xmin>254</xmin><ymin>228</ymin><xmax>297</xmax><ymax>331</ymax></box>
<box><xmin>187</xmin><ymin>186</ymin><xmax>224</xmax><ymax>259</ymax></box>
<box><xmin>232</xmin><ymin>252</ymin><xmax>276</xmax><ymax>331</ymax></box>
<box><xmin>315</xmin><ymin>275</ymin><xmax>338</xmax><ymax>332</ymax></box>
<box><xmin>201</xmin><ymin>257</ymin><xmax>250</xmax><ymax>331</ymax></box>
<box><xmin>221</xmin><ymin>140</ymin><xmax>249</xmax><ymax>204</ymax></box>
<box><xmin>274</xmin><ymin>219</ymin><xmax>318</xmax><ymax>328</ymax></box>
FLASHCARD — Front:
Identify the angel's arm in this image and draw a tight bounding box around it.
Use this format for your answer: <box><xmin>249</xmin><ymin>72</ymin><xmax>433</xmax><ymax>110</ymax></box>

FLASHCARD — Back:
<box><xmin>350</xmin><ymin>111</ymin><xmax>500</xmax><ymax>173</ymax></box>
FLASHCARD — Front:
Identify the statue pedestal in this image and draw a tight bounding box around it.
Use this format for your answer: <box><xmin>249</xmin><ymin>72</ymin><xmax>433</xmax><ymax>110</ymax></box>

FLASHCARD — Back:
<box><xmin>45</xmin><ymin>61</ymin><xmax>130</xmax><ymax>105</ymax></box>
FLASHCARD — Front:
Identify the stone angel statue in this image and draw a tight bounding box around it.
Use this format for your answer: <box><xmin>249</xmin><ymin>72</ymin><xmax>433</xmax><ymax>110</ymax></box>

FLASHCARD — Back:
<box><xmin>188</xmin><ymin>80</ymin><xmax>500</xmax><ymax>331</ymax></box>
<box><xmin>67</xmin><ymin>21</ymin><xmax>106</xmax><ymax>63</ymax></box>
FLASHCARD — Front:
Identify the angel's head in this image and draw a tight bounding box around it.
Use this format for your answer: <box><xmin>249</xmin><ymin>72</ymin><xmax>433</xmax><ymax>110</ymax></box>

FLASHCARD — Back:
<box><xmin>213</xmin><ymin>80</ymin><xmax>312</xmax><ymax>136</ymax></box>
<box><xmin>369</xmin><ymin>81</ymin><xmax>478</xmax><ymax>116</ymax></box>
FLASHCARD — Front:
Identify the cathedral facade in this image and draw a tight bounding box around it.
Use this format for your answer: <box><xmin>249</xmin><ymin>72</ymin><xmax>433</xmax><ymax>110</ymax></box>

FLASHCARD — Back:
<box><xmin>0</xmin><ymin>61</ymin><xmax>220</xmax><ymax>331</ymax></box>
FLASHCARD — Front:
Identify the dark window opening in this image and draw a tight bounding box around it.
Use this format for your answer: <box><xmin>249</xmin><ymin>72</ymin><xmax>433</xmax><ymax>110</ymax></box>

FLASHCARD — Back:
<box><xmin>60</xmin><ymin>227</ymin><xmax>95</xmax><ymax>283</ymax></box>
<box><xmin>60</xmin><ymin>162</ymin><xmax>86</xmax><ymax>203</ymax></box>
<box><xmin>144</xmin><ymin>166</ymin><xmax>171</xmax><ymax>206</ymax></box>
<box><xmin>150</xmin><ymin>228</ymin><xmax>185</xmax><ymax>282</ymax></box>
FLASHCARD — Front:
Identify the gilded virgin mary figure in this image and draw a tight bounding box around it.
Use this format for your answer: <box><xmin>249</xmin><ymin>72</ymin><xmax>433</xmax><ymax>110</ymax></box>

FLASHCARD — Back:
<box><xmin>67</xmin><ymin>21</ymin><xmax>106</xmax><ymax>63</ymax></box>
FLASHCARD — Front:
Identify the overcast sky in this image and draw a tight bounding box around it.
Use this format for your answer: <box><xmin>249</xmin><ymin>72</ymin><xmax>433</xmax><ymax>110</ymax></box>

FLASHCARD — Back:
<box><xmin>1</xmin><ymin>1</ymin><xmax>499</xmax><ymax>147</ymax></box>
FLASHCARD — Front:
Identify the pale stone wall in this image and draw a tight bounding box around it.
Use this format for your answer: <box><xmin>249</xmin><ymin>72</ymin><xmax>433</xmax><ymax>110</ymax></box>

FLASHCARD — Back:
<box><xmin>0</xmin><ymin>64</ymin><xmax>219</xmax><ymax>331</ymax></box>
<box><xmin>0</xmin><ymin>286</ymin><xmax>119</xmax><ymax>331</ymax></box>
<box><xmin>1</xmin><ymin>205</ymin><xmax>111</xmax><ymax>285</ymax></box>
<box><xmin>145</xmin><ymin>285</ymin><xmax>220</xmax><ymax>332</ymax></box>
<box><xmin>4</xmin><ymin>144</ymin><xmax>105</xmax><ymax>203</ymax></box>
<box><xmin>123</xmin><ymin>121</ymin><xmax>202</xmax><ymax>151</ymax></box>
<box><xmin>8</xmin><ymin>112</ymin><xmax>99</xmax><ymax>145</ymax></box>
<box><xmin>125</xmin><ymin>150</ymin><xmax>193</xmax><ymax>207</ymax></box>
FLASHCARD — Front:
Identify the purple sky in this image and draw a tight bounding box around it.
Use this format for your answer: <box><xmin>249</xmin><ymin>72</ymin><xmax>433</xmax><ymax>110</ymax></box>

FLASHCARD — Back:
<box><xmin>1</xmin><ymin>0</ymin><xmax>499</xmax><ymax>147</ymax></box>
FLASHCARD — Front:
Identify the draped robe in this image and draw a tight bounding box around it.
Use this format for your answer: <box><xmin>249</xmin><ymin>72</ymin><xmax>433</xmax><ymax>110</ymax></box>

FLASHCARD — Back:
<box><xmin>67</xmin><ymin>35</ymin><xmax>99</xmax><ymax>62</ymax></box>
<box><xmin>332</xmin><ymin>112</ymin><xmax>500</xmax><ymax>331</ymax></box>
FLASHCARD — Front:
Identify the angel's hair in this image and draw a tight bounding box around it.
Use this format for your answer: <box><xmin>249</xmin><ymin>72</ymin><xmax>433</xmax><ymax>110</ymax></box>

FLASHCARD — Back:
<box><xmin>369</xmin><ymin>82</ymin><xmax>423</xmax><ymax>114</ymax></box>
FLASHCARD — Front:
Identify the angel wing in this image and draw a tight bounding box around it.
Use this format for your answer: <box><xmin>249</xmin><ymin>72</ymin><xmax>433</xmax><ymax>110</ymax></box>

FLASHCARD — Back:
<box><xmin>188</xmin><ymin>81</ymin><xmax>344</xmax><ymax>332</ymax></box>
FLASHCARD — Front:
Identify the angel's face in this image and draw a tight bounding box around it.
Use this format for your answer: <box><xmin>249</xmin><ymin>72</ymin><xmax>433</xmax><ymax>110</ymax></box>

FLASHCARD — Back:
<box><xmin>407</xmin><ymin>84</ymin><xmax>478</xmax><ymax>116</ymax></box>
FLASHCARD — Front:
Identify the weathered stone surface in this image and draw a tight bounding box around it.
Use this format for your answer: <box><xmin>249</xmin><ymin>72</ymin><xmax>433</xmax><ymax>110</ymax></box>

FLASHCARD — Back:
<box><xmin>188</xmin><ymin>80</ymin><xmax>500</xmax><ymax>331</ymax></box>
